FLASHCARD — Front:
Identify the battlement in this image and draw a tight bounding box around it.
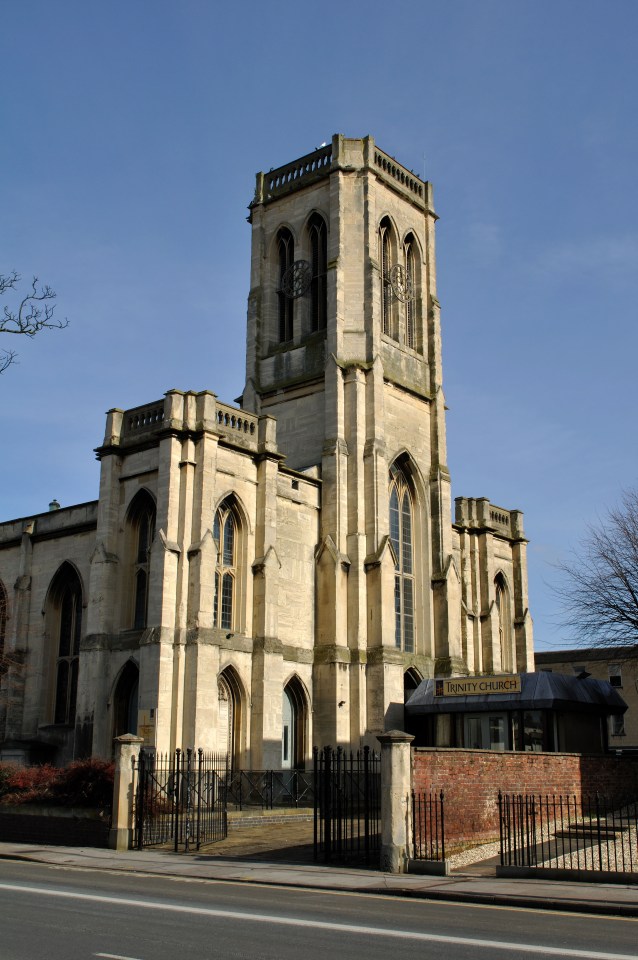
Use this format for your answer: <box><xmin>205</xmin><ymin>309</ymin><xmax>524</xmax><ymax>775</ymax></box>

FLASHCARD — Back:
<box><xmin>252</xmin><ymin>134</ymin><xmax>431</xmax><ymax>212</ymax></box>
<box><xmin>454</xmin><ymin>497</ymin><xmax>525</xmax><ymax>540</ymax></box>
<box><xmin>100</xmin><ymin>390</ymin><xmax>265</xmax><ymax>455</ymax></box>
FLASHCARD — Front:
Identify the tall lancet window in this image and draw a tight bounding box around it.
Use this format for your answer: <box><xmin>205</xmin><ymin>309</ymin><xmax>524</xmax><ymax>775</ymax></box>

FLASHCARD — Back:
<box><xmin>404</xmin><ymin>235</ymin><xmax>416</xmax><ymax>350</ymax></box>
<box><xmin>495</xmin><ymin>574</ymin><xmax>513</xmax><ymax>672</ymax></box>
<box><xmin>213</xmin><ymin>499</ymin><xmax>238</xmax><ymax>631</ymax></box>
<box><xmin>277</xmin><ymin>228</ymin><xmax>294</xmax><ymax>342</ymax></box>
<box><xmin>46</xmin><ymin>564</ymin><xmax>83</xmax><ymax>725</ymax></box>
<box><xmin>0</xmin><ymin>579</ymin><xmax>7</xmax><ymax>677</ymax></box>
<box><xmin>389</xmin><ymin>463</ymin><xmax>415</xmax><ymax>653</ymax></box>
<box><xmin>379</xmin><ymin>218</ymin><xmax>393</xmax><ymax>338</ymax></box>
<box><xmin>308</xmin><ymin>213</ymin><xmax>327</xmax><ymax>332</ymax></box>
<box><xmin>127</xmin><ymin>491</ymin><xmax>156</xmax><ymax>631</ymax></box>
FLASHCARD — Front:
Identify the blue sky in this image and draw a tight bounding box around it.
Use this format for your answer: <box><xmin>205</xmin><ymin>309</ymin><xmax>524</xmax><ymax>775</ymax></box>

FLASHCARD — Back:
<box><xmin>1</xmin><ymin>1</ymin><xmax>637</xmax><ymax>651</ymax></box>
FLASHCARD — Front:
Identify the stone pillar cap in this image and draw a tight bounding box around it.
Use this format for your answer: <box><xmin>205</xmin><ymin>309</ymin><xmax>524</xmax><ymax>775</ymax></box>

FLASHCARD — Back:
<box><xmin>377</xmin><ymin>730</ymin><xmax>415</xmax><ymax>744</ymax></box>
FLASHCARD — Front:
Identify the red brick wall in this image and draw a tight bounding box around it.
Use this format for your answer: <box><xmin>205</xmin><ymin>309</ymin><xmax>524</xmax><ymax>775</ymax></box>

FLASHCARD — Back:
<box><xmin>412</xmin><ymin>748</ymin><xmax>638</xmax><ymax>849</ymax></box>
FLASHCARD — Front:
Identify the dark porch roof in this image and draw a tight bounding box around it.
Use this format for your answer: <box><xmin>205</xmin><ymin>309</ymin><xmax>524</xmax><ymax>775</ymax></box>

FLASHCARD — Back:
<box><xmin>405</xmin><ymin>672</ymin><xmax>627</xmax><ymax>716</ymax></box>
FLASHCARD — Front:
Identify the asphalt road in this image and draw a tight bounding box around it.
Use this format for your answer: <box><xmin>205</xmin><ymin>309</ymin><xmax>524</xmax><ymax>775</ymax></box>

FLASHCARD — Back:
<box><xmin>0</xmin><ymin>860</ymin><xmax>636</xmax><ymax>960</ymax></box>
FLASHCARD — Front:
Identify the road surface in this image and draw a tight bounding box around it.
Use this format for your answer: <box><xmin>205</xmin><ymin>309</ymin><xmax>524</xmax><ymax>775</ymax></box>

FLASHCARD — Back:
<box><xmin>0</xmin><ymin>859</ymin><xmax>636</xmax><ymax>960</ymax></box>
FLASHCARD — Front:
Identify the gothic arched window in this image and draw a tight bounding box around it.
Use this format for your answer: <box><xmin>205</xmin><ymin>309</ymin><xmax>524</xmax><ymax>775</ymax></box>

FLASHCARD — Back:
<box><xmin>47</xmin><ymin>564</ymin><xmax>83</xmax><ymax>725</ymax></box>
<box><xmin>495</xmin><ymin>574</ymin><xmax>513</xmax><ymax>672</ymax></box>
<box><xmin>308</xmin><ymin>213</ymin><xmax>327</xmax><ymax>332</ymax></box>
<box><xmin>127</xmin><ymin>491</ymin><xmax>156</xmax><ymax>630</ymax></box>
<box><xmin>389</xmin><ymin>463</ymin><xmax>415</xmax><ymax>653</ymax></box>
<box><xmin>0</xmin><ymin>579</ymin><xmax>8</xmax><ymax>677</ymax></box>
<box><xmin>213</xmin><ymin>499</ymin><xmax>240</xmax><ymax>632</ymax></box>
<box><xmin>277</xmin><ymin>228</ymin><xmax>294</xmax><ymax>342</ymax></box>
<box><xmin>404</xmin><ymin>234</ymin><xmax>417</xmax><ymax>350</ymax></box>
<box><xmin>379</xmin><ymin>218</ymin><xmax>394</xmax><ymax>338</ymax></box>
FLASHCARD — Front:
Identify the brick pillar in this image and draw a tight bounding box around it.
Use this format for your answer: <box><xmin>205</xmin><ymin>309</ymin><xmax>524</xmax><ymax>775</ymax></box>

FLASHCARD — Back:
<box><xmin>377</xmin><ymin>730</ymin><xmax>413</xmax><ymax>873</ymax></box>
<box><xmin>109</xmin><ymin>734</ymin><xmax>143</xmax><ymax>851</ymax></box>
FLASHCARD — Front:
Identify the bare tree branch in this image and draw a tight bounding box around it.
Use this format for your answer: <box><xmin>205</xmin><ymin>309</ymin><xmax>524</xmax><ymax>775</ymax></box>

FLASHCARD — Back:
<box><xmin>1</xmin><ymin>271</ymin><xmax>68</xmax><ymax>373</ymax></box>
<box><xmin>555</xmin><ymin>489</ymin><xmax>638</xmax><ymax>647</ymax></box>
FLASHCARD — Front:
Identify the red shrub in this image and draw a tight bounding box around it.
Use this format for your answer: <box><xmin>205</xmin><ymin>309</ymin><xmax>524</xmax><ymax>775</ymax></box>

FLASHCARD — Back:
<box><xmin>0</xmin><ymin>759</ymin><xmax>114</xmax><ymax>810</ymax></box>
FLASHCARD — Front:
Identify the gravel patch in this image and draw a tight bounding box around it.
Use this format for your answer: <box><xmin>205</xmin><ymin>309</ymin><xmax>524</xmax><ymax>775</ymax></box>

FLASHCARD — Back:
<box><xmin>449</xmin><ymin>839</ymin><xmax>501</xmax><ymax>868</ymax></box>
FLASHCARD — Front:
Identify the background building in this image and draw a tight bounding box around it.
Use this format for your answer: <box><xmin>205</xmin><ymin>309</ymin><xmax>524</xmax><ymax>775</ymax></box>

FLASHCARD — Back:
<box><xmin>536</xmin><ymin>647</ymin><xmax>638</xmax><ymax>752</ymax></box>
<box><xmin>0</xmin><ymin>135</ymin><xmax>534</xmax><ymax>767</ymax></box>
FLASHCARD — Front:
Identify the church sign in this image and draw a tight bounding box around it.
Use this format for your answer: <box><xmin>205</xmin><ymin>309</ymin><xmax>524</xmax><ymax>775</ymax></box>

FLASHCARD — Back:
<box><xmin>435</xmin><ymin>676</ymin><xmax>522</xmax><ymax>697</ymax></box>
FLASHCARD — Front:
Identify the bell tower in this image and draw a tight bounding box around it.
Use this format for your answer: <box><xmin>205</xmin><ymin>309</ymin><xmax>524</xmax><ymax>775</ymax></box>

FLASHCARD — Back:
<box><xmin>243</xmin><ymin>135</ymin><xmax>461</xmax><ymax>745</ymax></box>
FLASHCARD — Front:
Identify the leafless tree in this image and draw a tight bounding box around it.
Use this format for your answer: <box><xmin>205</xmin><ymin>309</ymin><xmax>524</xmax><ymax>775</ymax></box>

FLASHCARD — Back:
<box><xmin>556</xmin><ymin>489</ymin><xmax>638</xmax><ymax>647</ymax></box>
<box><xmin>1</xmin><ymin>271</ymin><xmax>68</xmax><ymax>373</ymax></box>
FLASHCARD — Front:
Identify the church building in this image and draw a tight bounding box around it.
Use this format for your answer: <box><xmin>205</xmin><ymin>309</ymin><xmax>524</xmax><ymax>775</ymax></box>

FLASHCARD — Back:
<box><xmin>0</xmin><ymin>135</ymin><xmax>534</xmax><ymax>769</ymax></box>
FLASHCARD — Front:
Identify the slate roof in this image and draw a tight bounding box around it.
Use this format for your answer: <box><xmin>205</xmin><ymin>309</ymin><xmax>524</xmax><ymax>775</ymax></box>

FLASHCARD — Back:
<box><xmin>405</xmin><ymin>672</ymin><xmax>627</xmax><ymax>716</ymax></box>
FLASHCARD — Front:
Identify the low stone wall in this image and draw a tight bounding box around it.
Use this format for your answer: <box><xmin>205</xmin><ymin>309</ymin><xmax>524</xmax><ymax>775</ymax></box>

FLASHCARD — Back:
<box><xmin>0</xmin><ymin>805</ymin><xmax>111</xmax><ymax>847</ymax></box>
<box><xmin>412</xmin><ymin>748</ymin><xmax>638</xmax><ymax>849</ymax></box>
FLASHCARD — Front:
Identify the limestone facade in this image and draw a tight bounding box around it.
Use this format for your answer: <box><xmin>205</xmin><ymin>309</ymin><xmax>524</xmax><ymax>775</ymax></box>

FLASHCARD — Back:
<box><xmin>0</xmin><ymin>135</ymin><xmax>534</xmax><ymax>768</ymax></box>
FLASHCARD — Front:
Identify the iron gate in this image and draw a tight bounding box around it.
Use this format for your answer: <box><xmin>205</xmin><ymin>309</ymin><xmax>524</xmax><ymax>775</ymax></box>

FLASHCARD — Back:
<box><xmin>133</xmin><ymin>748</ymin><xmax>228</xmax><ymax>851</ymax></box>
<box><xmin>313</xmin><ymin>746</ymin><xmax>380</xmax><ymax>865</ymax></box>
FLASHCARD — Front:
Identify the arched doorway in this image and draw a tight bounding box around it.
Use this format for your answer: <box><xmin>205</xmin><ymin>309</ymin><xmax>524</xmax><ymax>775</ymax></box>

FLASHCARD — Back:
<box><xmin>113</xmin><ymin>661</ymin><xmax>139</xmax><ymax>739</ymax></box>
<box><xmin>282</xmin><ymin>676</ymin><xmax>308</xmax><ymax>769</ymax></box>
<box><xmin>218</xmin><ymin>667</ymin><xmax>242</xmax><ymax>769</ymax></box>
<box><xmin>404</xmin><ymin>667</ymin><xmax>422</xmax><ymax>704</ymax></box>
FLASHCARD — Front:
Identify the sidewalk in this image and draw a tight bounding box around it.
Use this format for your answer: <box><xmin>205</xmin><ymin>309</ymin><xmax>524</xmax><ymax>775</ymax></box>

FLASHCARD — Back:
<box><xmin>1</xmin><ymin>840</ymin><xmax>637</xmax><ymax>918</ymax></box>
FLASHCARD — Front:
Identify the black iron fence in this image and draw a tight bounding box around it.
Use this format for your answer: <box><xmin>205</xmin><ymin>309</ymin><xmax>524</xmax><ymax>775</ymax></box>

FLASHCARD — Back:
<box><xmin>313</xmin><ymin>746</ymin><xmax>380</xmax><ymax>865</ymax></box>
<box><xmin>412</xmin><ymin>790</ymin><xmax>446</xmax><ymax>862</ymax></box>
<box><xmin>226</xmin><ymin>769</ymin><xmax>314</xmax><ymax>810</ymax></box>
<box><xmin>133</xmin><ymin>748</ymin><xmax>228</xmax><ymax>851</ymax></box>
<box><xmin>499</xmin><ymin>792</ymin><xmax>638</xmax><ymax>874</ymax></box>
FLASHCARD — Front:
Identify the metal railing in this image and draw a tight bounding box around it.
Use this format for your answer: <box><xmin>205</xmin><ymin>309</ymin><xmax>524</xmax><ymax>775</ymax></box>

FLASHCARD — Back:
<box><xmin>133</xmin><ymin>748</ymin><xmax>228</xmax><ymax>851</ymax></box>
<box><xmin>313</xmin><ymin>746</ymin><xmax>380</xmax><ymax>866</ymax></box>
<box><xmin>499</xmin><ymin>792</ymin><xmax>638</xmax><ymax>874</ymax></box>
<box><xmin>225</xmin><ymin>769</ymin><xmax>314</xmax><ymax>810</ymax></box>
<box><xmin>412</xmin><ymin>790</ymin><xmax>445</xmax><ymax>861</ymax></box>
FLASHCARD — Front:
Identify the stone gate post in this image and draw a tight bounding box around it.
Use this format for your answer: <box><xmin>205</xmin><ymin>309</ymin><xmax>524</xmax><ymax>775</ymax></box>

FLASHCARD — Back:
<box><xmin>109</xmin><ymin>734</ymin><xmax>144</xmax><ymax>851</ymax></box>
<box><xmin>377</xmin><ymin>730</ymin><xmax>414</xmax><ymax>873</ymax></box>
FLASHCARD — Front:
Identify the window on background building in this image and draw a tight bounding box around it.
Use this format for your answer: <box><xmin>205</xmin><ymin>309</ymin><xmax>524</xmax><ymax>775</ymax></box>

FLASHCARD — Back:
<box><xmin>277</xmin><ymin>228</ymin><xmax>294</xmax><ymax>342</ymax></box>
<box><xmin>608</xmin><ymin>663</ymin><xmax>623</xmax><ymax>687</ymax></box>
<box><xmin>610</xmin><ymin>714</ymin><xmax>626</xmax><ymax>737</ymax></box>
<box><xmin>389</xmin><ymin>463</ymin><xmax>414</xmax><ymax>653</ymax></box>
<box><xmin>213</xmin><ymin>499</ymin><xmax>240</xmax><ymax>632</ymax></box>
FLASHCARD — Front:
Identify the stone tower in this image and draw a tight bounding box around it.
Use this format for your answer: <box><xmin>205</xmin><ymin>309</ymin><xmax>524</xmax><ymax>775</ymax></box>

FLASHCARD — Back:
<box><xmin>242</xmin><ymin>135</ymin><xmax>466</xmax><ymax>746</ymax></box>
